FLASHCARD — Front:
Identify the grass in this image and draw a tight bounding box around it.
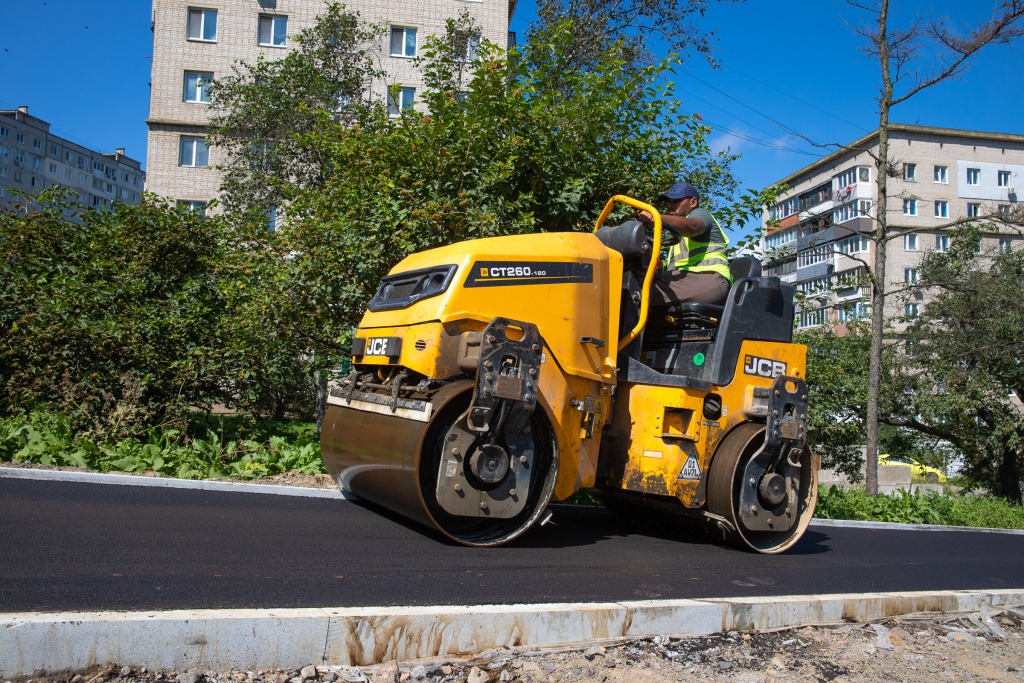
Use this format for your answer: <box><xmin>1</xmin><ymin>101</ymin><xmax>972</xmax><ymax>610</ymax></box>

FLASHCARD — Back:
<box><xmin>0</xmin><ymin>411</ymin><xmax>325</xmax><ymax>481</ymax></box>
<box><xmin>815</xmin><ymin>485</ymin><xmax>1024</xmax><ymax>530</ymax></box>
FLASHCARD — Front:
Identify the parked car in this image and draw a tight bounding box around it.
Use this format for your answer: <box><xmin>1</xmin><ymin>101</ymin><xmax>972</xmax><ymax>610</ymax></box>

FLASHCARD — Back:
<box><xmin>878</xmin><ymin>453</ymin><xmax>947</xmax><ymax>483</ymax></box>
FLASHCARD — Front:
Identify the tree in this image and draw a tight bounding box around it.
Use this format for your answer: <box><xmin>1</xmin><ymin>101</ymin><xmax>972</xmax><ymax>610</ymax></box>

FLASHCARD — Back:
<box><xmin>531</xmin><ymin>0</ymin><xmax>740</xmax><ymax>72</ymax></box>
<box><xmin>890</xmin><ymin>227</ymin><xmax>1024</xmax><ymax>500</ymax></box>
<box><xmin>849</xmin><ymin>0</ymin><xmax>1024</xmax><ymax>495</ymax></box>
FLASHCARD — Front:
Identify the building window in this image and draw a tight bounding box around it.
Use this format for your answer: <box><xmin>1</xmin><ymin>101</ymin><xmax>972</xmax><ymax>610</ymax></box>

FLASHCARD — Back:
<box><xmin>859</xmin><ymin>167</ymin><xmax>870</xmax><ymax>182</ymax></box>
<box><xmin>837</xmin><ymin>301</ymin><xmax>869</xmax><ymax>323</ymax></box>
<box><xmin>178</xmin><ymin>136</ymin><xmax>209</xmax><ymax>167</ymax></box>
<box><xmin>998</xmin><ymin>170</ymin><xmax>1012</xmax><ymax>188</ymax></box>
<box><xmin>966</xmin><ymin>168</ymin><xmax>980</xmax><ymax>185</ymax></box>
<box><xmin>935</xmin><ymin>234</ymin><xmax>949</xmax><ymax>252</ymax></box>
<box><xmin>999</xmin><ymin>238</ymin><xmax>1012</xmax><ymax>254</ymax></box>
<box><xmin>388</xmin><ymin>87</ymin><xmax>416</xmax><ymax>116</ymax></box>
<box><xmin>797</xmin><ymin>307</ymin><xmax>826</xmax><ymax>329</ymax></box>
<box><xmin>177</xmin><ymin>199</ymin><xmax>208</xmax><ymax>216</ymax></box>
<box><xmin>65</xmin><ymin>169</ymin><xmax>72</xmax><ymax>179</ymax></box>
<box><xmin>905</xmin><ymin>303</ymin><xmax>919</xmax><ymax>319</ymax></box>
<box><xmin>50</xmin><ymin>144</ymin><xmax>58</xmax><ymax>155</ymax></box>
<box><xmin>456</xmin><ymin>34</ymin><xmax>481</xmax><ymax>63</ymax></box>
<box><xmin>184</xmin><ymin>71</ymin><xmax>214</xmax><ymax>103</ymax></box>
<box><xmin>998</xmin><ymin>204</ymin><xmax>1010</xmax><ymax>215</ymax></box>
<box><xmin>390</xmin><ymin>27</ymin><xmax>417</xmax><ymax>57</ymax></box>
<box><xmin>967</xmin><ymin>202</ymin><xmax>981</xmax><ymax>218</ymax></box>
<box><xmin>904</xmin><ymin>268</ymin><xmax>918</xmax><ymax>284</ymax></box>
<box><xmin>187</xmin><ymin>7</ymin><xmax>218</xmax><ymax>42</ymax></box>
<box><xmin>0</xmin><ymin>126</ymin><xmax>8</xmax><ymax>138</ymax></box>
<box><xmin>903</xmin><ymin>163</ymin><xmax>916</xmax><ymax>181</ymax></box>
<box><xmin>33</xmin><ymin>139</ymin><xmax>42</xmax><ymax>150</ymax></box>
<box><xmin>266</xmin><ymin>205</ymin><xmax>279</xmax><ymax>231</ymax></box>
<box><xmin>48</xmin><ymin>162</ymin><xmax>56</xmax><ymax>174</ymax></box>
<box><xmin>934</xmin><ymin>200</ymin><xmax>948</xmax><ymax>218</ymax></box>
<box><xmin>0</xmin><ymin>167</ymin><xmax>6</xmax><ymax>179</ymax></box>
<box><xmin>16</xmin><ymin>133</ymin><xmax>25</xmax><ymax>143</ymax></box>
<box><xmin>933</xmin><ymin>165</ymin><xmax>947</xmax><ymax>183</ymax></box>
<box><xmin>0</xmin><ymin>145</ymin><xmax>7</xmax><ymax>157</ymax></box>
<box><xmin>258</xmin><ymin>15</ymin><xmax>288</xmax><ymax>47</ymax></box>
<box><xmin>903</xmin><ymin>198</ymin><xmax>917</xmax><ymax>216</ymax></box>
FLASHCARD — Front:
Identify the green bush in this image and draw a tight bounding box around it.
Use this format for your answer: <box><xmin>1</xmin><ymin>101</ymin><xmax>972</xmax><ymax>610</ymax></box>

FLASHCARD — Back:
<box><xmin>815</xmin><ymin>485</ymin><xmax>1024</xmax><ymax>529</ymax></box>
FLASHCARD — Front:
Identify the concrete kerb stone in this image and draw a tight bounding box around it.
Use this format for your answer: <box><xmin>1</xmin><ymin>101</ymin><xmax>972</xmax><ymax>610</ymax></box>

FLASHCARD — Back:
<box><xmin>3</xmin><ymin>590</ymin><xmax>1023</xmax><ymax>676</ymax></box>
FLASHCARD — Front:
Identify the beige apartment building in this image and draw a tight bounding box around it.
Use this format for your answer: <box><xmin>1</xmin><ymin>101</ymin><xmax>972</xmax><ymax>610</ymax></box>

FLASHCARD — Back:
<box><xmin>760</xmin><ymin>124</ymin><xmax>1024</xmax><ymax>330</ymax></box>
<box><xmin>0</xmin><ymin>106</ymin><xmax>145</xmax><ymax>213</ymax></box>
<box><xmin>146</xmin><ymin>0</ymin><xmax>517</xmax><ymax>211</ymax></box>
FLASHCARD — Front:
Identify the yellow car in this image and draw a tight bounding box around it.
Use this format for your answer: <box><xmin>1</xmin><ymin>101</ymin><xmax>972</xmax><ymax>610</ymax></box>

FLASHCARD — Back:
<box><xmin>878</xmin><ymin>454</ymin><xmax>947</xmax><ymax>483</ymax></box>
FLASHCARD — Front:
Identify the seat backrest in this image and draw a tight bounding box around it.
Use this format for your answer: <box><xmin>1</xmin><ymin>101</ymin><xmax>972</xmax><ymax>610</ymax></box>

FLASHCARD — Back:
<box><xmin>729</xmin><ymin>255</ymin><xmax>763</xmax><ymax>281</ymax></box>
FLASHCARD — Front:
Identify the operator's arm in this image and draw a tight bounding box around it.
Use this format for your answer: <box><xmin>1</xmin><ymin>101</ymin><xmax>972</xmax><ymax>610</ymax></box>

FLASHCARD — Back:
<box><xmin>636</xmin><ymin>210</ymin><xmax>707</xmax><ymax>238</ymax></box>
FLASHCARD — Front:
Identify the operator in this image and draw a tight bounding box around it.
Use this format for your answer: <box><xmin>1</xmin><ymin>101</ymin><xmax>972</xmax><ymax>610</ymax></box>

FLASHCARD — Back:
<box><xmin>636</xmin><ymin>181</ymin><xmax>732</xmax><ymax>308</ymax></box>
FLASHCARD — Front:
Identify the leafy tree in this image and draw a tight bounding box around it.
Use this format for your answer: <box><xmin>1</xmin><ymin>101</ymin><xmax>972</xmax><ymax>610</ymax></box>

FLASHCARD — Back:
<box><xmin>890</xmin><ymin>227</ymin><xmax>1024</xmax><ymax>500</ymax></box>
<box><xmin>0</xmin><ymin>191</ymin><xmax>230</xmax><ymax>440</ymax></box>
<box><xmin>848</xmin><ymin>0</ymin><xmax>1024</xmax><ymax>494</ymax></box>
<box><xmin>531</xmin><ymin>0</ymin><xmax>740</xmax><ymax>71</ymax></box>
<box><xmin>207</xmin><ymin>3</ymin><xmax>386</xmax><ymax>218</ymax></box>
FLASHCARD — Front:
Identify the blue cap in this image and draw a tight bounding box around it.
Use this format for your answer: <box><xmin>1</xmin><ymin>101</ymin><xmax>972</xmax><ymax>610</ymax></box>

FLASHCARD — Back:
<box><xmin>660</xmin><ymin>181</ymin><xmax>699</xmax><ymax>200</ymax></box>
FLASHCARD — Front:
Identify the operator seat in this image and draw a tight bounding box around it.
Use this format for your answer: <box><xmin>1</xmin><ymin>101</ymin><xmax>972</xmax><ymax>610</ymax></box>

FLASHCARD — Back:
<box><xmin>656</xmin><ymin>256</ymin><xmax>763</xmax><ymax>330</ymax></box>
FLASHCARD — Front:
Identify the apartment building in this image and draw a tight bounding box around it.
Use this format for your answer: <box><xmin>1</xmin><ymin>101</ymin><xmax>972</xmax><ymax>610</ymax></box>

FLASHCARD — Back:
<box><xmin>146</xmin><ymin>0</ymin><xmax>517</xmax><ymax>210</ymax></box>
<box><xmin>760</xmin><ymin>124</ymin><xmax>1024</xmax><ymax>330</ymax></box>
<box><xmin>0</xmin><ymin>106</ymin><xmax>145</xmax><ymax>212</ymax></box>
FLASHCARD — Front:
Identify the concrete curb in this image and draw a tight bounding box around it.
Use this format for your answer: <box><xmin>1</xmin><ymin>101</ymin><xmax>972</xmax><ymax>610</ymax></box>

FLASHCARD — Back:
<box><xmin>0</xmin><ymin>466</ymin><xmax>352</xmax><ymax>500</ymax></box>
<box><xmin>2</xmin><ymin>590</ymin><xmax>1022</xmax><ymax>676</ymax></box>
<box><xmin>5</xmin><ymin>468</ymin><xmax>1023</xmax><ymax>536</ymax></box>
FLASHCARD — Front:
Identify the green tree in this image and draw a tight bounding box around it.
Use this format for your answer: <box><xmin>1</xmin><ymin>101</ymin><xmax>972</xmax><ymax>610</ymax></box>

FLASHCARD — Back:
<box><xmin>891</xmin><ymin>227</ymin><xmax>1024</xmax><ymax>500</ymax></box>
<box><xmin>849</xmin><ymin>0</ymin><xmax>1024</xmax><ymax>495</ymax></box>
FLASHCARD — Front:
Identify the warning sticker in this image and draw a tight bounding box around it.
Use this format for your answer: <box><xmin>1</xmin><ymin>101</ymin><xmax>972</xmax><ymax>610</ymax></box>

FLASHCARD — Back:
<box><xmin>677</xmin><ymin>455</ymin><xmax>702</xmax><ymax>481</ymax></box>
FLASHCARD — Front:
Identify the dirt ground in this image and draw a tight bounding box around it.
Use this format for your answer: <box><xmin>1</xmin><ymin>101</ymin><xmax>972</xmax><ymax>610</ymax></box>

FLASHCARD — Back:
<box><xmin>6</xmin><ymin>609</ymin><xmax>1023</xmax><ymax>683</ymax></box>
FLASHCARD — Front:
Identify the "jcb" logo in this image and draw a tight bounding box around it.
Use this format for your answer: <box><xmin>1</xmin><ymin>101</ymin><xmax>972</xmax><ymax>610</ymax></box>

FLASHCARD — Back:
<box><xmin>367</xmin><ymin>338</ymin><xmax>391</xmax><ymax>355</ymax></box>
<box><xmin>743</xmin><ymin>355</ymin><xmax>786</xmax><ymax>378</ymax></box>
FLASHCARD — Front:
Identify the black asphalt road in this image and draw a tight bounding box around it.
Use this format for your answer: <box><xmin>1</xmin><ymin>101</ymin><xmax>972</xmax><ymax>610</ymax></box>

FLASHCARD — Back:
<box><xmin>1</xmin><ymin>477</ymin><xmax>1022</xmax><ymax>613</ymax></box>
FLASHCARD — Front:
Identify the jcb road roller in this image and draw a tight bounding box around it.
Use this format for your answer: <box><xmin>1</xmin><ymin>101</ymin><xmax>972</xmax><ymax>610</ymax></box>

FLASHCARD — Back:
<box><xmin>321</xmin><ymin>196</ymin><xmax>818</xmax><ymax>553</ymax></box>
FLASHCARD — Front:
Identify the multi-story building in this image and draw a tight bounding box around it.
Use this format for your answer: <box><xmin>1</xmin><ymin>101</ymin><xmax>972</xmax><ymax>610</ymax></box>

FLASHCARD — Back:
<box><xmin>146</xmin><ymin>0</ymin><xmax>517</xmax><ymax>210</ymax></box>
<box><xmin>0</xmin><ymin>106</ymin><xmax>145</xmax><ymax>212</ymax></box>
<box><xmin>761</xmin><ymin>124</ymin><xmax>1024</xmax><ymax>330</ymax></box>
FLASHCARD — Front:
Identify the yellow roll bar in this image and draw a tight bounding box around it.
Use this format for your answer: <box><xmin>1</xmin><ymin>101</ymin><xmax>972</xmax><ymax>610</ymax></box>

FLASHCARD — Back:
<box><xmin>594</xmin><ymin>195</ymin><xmax>662</xmax><ymax>353</ymax></box>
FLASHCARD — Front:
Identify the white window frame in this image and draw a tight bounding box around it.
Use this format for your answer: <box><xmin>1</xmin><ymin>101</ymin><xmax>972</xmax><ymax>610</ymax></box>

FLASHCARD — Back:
<box><xmin>966</xmin><ymin>168</ymin><xmax>980</xmax><ymax>186</ymax></box>
<box><xmin>187</xmin><ymin>7</ymin><xmax>218</xmax><ymax>42</ymax></box>
<box><xmin>903</xmin><ymin>198</ymin><xmax>917</xmax><ymax>216</ymax></box>
<box><xmin>258</xmin><ymin>15</ymin><xmax>288</xmax><ymax>47</ymax></box>
<box><xmin>999</xmin><ymin>238</ymin><xmax>1012</xmax><ymax>254</ymax></box>
<box><xmin>903</xmin><ymin>163</ymin><xmax>916</xmax><ymax>181</ymax></box>
<box><xmin>905</xmin><ymin>303</ymin><xmax>919</xmax><ymax>319</ymax></box>
<box><xmin>967</xmin><ymin>202</ymin><xmax>981</xmax><ymax>218</ymax></box>
<box><xmin>935</xmin><ymin>234</ymin><xmax>949</xmax><ymax>253</ymax></box>
<box><xmin>933</xmin><ymin>165</ymin><xmax>947</xmax><ymax>183</ymax></box>
<box><xmin>177</xmin><ymin>199</ymin><xmax>208</xmax><ymax>216</ymax></box>
<box><xmin>389</xmin><ymin>26</ymin><xmax>417</xmax><ymax>57</ymax></box>
<box><xmin>388</xmin><ymin>86</ymin><xmax>416</xmax><ymax>117</ymax></box>
<box><xmin>934</xmin><ymin>200</ymin><xmax>948</xmax><ymax>218</ymax></box>
<box><xmin>904</xmin><ymin>268</ymin><xmax>918</xmax><ymax>285</ymax></box>
<box><xmin>998</xmin><ymin>170</ymin><xmax>1012</xmax><ymax>188</ymax></box>
<box><xmin>178</xmin><ymin>136</ymin><xmax>209</xmax><ymax>167</ymax></box>
<box><xmin>183</xmin><ymin>71</ymin><xmax>214</xmax><ymax>103</ymax></box>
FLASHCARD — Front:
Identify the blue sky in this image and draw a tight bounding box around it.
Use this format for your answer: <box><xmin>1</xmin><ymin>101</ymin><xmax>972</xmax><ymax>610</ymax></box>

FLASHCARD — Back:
<box><xmin>3</xmin><ymin>0</ymin><xmax>1022</xmax><ymax>194</ymax></box>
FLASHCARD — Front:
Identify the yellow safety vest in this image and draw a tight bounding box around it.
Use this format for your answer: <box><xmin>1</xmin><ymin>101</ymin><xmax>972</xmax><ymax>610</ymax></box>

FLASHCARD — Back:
<box><xmin>666</xmin><ymin>210</ymin><xmax>732</xmax><ymax>283</ymax></box>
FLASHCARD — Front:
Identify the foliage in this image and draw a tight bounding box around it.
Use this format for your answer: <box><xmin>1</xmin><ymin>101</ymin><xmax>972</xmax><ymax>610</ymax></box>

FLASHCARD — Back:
<box><xmin>0</xmin><ymin>190</ymin><xmax>231</xmax><ymax>440</ymax></box>
<box><xmin>891</xmin><ymin>227</ymin><xmax>1024</xmax><ymax>500</ymax></box>
<box><xmin>815</xmin><ymin>485</ymin><xmax>1024</xmax><ymax>530</ymax></box>
<box><xmin>531</xmin><ymin>0</ymin><xmax>738</xmax><ymax>72</ymax></box>
<box><xmin>0</xmin><ymin>412</ymin><xmax>324</xmax><ymax>480</ymax></box>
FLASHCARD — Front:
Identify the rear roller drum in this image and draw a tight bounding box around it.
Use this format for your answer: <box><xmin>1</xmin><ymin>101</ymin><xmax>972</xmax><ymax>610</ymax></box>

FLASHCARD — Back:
<box><xmin>707</xmin><ymin>422</ymin><xmax>817</xmax><ymax>554</ymax></box>
<box><xmin>419</xmin><ymin>392</ymin><xmax>558</xmax><ymax>547</ymax></box>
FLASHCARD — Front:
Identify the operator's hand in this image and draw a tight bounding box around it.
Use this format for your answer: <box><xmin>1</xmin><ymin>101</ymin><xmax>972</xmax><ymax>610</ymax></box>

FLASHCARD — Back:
<box><xmin>635</xmin><ymin>210</ymin><xmax>656</xmax><ymax>227</ymax></box>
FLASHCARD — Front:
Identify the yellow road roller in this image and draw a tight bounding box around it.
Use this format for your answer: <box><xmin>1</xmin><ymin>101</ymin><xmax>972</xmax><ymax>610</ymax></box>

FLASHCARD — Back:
<box><xmin>321</xmin><ymin>196</ymin><xmax>817</xmax><ymax>553</ymax></box>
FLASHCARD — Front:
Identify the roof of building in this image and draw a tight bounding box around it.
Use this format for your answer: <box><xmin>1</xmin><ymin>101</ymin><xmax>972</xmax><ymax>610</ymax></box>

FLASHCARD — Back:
<box><xmin>768</xmin><ymin>123</ymin><xmax>1024</xmax><ymax>191</ymax></box>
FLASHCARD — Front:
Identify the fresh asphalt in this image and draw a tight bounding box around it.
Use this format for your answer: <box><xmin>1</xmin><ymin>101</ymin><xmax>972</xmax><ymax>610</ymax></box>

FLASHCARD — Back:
<box><xmin>2</xmin><ymin>475</ymin><xmax>1023</xmax><ymax>613</ymax></box>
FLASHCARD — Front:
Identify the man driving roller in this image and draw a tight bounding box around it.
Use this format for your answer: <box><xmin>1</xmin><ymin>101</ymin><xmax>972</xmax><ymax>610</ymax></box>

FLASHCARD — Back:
<box><xmin>636</xmin><ymin>181</ymin><xmax>732</xmax><ymax>308</ymax></box>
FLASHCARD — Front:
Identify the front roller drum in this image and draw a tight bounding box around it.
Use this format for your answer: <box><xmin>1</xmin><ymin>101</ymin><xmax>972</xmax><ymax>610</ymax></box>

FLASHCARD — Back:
<box><xmin>321</xmin><ymin>379</ymin><xmax>558</xmax><ymax>547</ymax></box>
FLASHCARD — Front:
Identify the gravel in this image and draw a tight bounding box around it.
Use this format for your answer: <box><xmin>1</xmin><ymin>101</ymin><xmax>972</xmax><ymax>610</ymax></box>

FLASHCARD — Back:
<box><xmin>5</xmin><ymin>608</ymin><xmax>1022</xmax><ymax>683</ymax></box>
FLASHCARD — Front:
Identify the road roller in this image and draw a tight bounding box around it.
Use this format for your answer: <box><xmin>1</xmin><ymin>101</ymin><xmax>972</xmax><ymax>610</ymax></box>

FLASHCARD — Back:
<box><xmin>321</xmin><ymin>195</ymin><xmax>818</xmax><ymax>553</ymax></box>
